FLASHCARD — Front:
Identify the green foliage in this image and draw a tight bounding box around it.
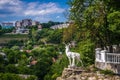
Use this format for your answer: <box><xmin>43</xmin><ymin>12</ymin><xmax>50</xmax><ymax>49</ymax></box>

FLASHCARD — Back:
<box><xmin>32</xmin><ymin>60</ymin><xmax>51</xmax><ymax>80</ymax></box>
<box><xmin>11</xmin><ymin>46</ymin><xmax>19</xmax><ymax>50</ymax></box>
<box><xmin>0</xmin><ymin>73</ymin><xmax>37</xmax><ymax>80</ymax></box>
<box><xmin>30</xmin><ymin>46</ymin><xmax>59</xmax><ymax>79</ymax></box>
<box><xmin>0</xmin><ymin>73</ymin><xmax>23</xmax><ymax>80</ymax></box>
<box><xmin>26</xmin><ymin>76</ymin><xmax>37</xmax><ymax>80</ymax></box>
<box><xmin>41</xmin><ymin>21</ymin><xmax>63</xmax><ymax>28</ymax></box>
<box><xmin>48</xmin><ymin>29</ymin><xmax>63</xmax><ymax>44</ymax></box>
<box><xmin>108</xmin><ymin>11</ymin><xmax>120</xmax><ymax>33</ymax></box>
<box><xmin>6</xmin><ymin>40</ymin><xmax>24</xmax><ymax>48</ymax></box>
<box><xmin>5</xmin><ymin>64</ymin><xmax>18</xmax><ymax>73</ymax></box>
<box><xmin>107</xmin><ymin>11</ymin><xmax>120</xmax><ymax>44</ymax></box>
<box><xmin>0</xmin><ymin>27</ymin><xmax>14</xmax><ymax>33</ymax></box>
<box><xmin>77</xmin><ymin>39</ymin><xmax>95</xmax><ymax>66</ymax></box>
<box><xmin>100</xmin><ymin>69</ymin><xmax>114</xmax><ymax>75</ymax></box>
<box><xmin>33</xmin><ymin>28</ymin><xmax>63</xmax><ymax>44</ymax></box>
<box><xmin>0</xmin><ymin>55</ymin><xmax>5</xmax><ymax>64</ymax></box>
<box><xmin>17</xmin><ymin>66</ymin><xmax>33</xmax><ymax>74</ymax></box>
<box><xmin>0</xmin><ymin>34</ymin><xmax>28</xmax><ymax>38</ymax></box>
<box><xmin>44</xmin><ymin>55</ymin><xmax>68</xmax><ymax>80</ymax></box>
<box><xmin>63</xmin><ymin>23</ymin><xmax>78</xmax><ymax>42</ymax></box>
<box><xmin>68</xmin><ymin>0</ymin><xmax>120</xmax><ymax>47</ymax></box>
<box><xmin>0</xmin><ymin>55</ymin><xmax>6</xmax><ymax>73</ymax></box>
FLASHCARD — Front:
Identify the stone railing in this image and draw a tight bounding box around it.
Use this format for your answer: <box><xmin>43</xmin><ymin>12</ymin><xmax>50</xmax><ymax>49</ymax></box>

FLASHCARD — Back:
<box><xmin>106</xmin><ymin>53</ymin><xmax>120</xmax><ymax>64</ymax></box>
<box><xmin>95</xmin><ymin>44</ymin><xmax>120</xmax><ymax>64</ymax></box>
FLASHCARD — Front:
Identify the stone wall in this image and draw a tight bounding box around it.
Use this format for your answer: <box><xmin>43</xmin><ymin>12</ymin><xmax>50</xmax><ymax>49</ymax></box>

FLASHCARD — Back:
<box><xmin>95</xmin><ymin>62</ymin><xmax>120</xmax><ymax>74</ymax></box>
<box><xmin>56</xmin><ymin>67</ymin><xmax>120</xmax><ymax>80</ymax></box>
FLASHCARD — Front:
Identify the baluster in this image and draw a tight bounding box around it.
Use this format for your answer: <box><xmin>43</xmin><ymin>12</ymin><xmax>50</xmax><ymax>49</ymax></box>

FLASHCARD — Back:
<box><xmin>107</xmin><ymin>54</ymin><xmax>108</xmax><ymax>62</ymax></box>
<box><xmin>119</xmin><ymin>56</ymin><xmax>120</xmax><ymax>63</ymax></box>
<box><xmin>114</xmin><ymin>55</ymin><xmax>115</xmax><ymax>63</ymax></box>
<box><xmin>114</xmin><ymin>55</ymin><xmax>116</xmax><ymax>63</ymax></box>
<box><xmin>113</xmin><ymin>55</ymin><xmax>114</xmax><ymax>63</ymax></box>
<box><xmin>117</xmin><ymin>55</ymin><xmax>118</xmax><ymax>63</ymax></box>
<box><xmin>112</xmin><ymin>55</ymin><xmax>114</xmax><ymax>63</ymax></box>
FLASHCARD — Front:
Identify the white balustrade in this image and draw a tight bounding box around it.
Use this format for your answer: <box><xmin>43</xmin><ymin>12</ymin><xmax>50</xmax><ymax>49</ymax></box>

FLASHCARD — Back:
<box><xmin>106</xmin><ymin>53</ymin><xmax>120</xmax><ymax>64</ymax></box>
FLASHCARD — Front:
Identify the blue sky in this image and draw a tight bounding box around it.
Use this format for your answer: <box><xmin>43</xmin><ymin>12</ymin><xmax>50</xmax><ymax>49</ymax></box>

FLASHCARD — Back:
<box><xmin>0</xmin><ymin>0</ymin><xmax>69</xmax><ymax>23</ymax></box>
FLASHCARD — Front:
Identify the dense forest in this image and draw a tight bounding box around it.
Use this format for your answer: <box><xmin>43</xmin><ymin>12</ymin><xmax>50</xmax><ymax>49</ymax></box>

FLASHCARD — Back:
<box><xmin>0</xmin><ymin>0</ymin><xmax>120</xmax><ymax>80</ymax></box>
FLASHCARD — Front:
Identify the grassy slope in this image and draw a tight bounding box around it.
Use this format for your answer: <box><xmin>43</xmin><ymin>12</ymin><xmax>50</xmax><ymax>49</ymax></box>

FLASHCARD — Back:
<box><xmin>0</xmin><ymin>34</ymin><xmax>28</xmax><ymax>43</ymax></box>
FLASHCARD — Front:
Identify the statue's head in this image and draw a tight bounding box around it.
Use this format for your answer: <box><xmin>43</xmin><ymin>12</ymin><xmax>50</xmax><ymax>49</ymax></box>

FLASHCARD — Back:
<box><xmin>65</xmin><ymin>45</ymin><xmax>69</xmax><ymax>49</ymax></box>
<box><xmin>64</xmin><ymin>42</ymin><xmax>71</xmax><ymax>49</ymax></box>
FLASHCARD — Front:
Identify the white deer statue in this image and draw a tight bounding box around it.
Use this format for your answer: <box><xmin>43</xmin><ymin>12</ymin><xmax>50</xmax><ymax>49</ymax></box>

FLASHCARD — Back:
<box><xmin>65</xmin><ymin>44</ymin><xmax>83</xmax><ymax>68</ymax></box>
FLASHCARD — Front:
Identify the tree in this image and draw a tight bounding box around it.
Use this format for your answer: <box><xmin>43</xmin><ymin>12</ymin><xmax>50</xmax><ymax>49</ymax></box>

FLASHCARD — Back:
<box><xmin>5</xmin><ymin>64</ymin><xmax>18</xmax><ymax>73</ymax></box>
<box><xmin>107</xmin><ymin>11</ymin><xmax>120</xmax><ymax>44</ymax></box>
<box><xmin>44</xmin><ymin>55</ymin><xmax>68</xmax><ymax>80</ymax></box>
<box><xmin>0</xmin><ymin>73</ymin><xmax>23</xmax><ymax>80</ymax></box>
<box><xmin>41</xmin><ymin>21</ymin><xmax>63</xmax><ymax>28</ymax></box>
<box><xmin>48</xmin><ymin>29</ymin><xmax>63</xmax><ymax>44</ymax></box>
<box><xmin>63</xmin><ymin>23</ymin><xmax>78</xmax><ymax>42</ymax></box>
<box><xmin>0</xmin><ymin>55</ymin><xmax>5</xmax><ymax>73</ymax></box>
<box><xmin>66</xmin><ymin>0</ymin><xmax>120</xmax><ymax>66</ymax></box>
<box><xmin>68</xmin><ymin>0</ymin><xmax>120</xmax><ymax>45</ymax></box>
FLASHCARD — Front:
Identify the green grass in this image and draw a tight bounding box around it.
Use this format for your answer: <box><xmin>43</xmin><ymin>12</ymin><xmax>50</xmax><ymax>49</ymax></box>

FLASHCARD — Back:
<box><xmin>0</xmin><ymin>34</ymin><xmax>28</xmax><ymax>38</ymax></box>
<box><xmin>0</xmin><ymin>34</ymin><xmax>28</xmax><ymax>43</ymax></box>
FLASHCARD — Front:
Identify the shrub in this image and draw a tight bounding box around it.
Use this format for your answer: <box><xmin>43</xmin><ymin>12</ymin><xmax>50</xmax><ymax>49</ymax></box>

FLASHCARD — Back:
<box><xmin>100</xmin><ymin>69</ymin><xmax>114</xmax><ymax>75</ymax></box>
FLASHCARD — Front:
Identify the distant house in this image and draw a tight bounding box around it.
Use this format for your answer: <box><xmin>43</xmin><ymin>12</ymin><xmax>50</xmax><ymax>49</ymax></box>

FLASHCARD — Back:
<box><xmin>15</xmin><ymin>27</ymin><xmax>29</xmax><ymax>34</ymax></box>
<box><xmin>0</xmin><ymin>52</ymin><xmax>7</xmax><ymax>60</ymax></box>
<box><xmin>25</xmin><ymin>50</ymin><xmax>31</xmax><ymax>53</ymax></box>
<box><xmin>38</xmin><ymin>25</ymin><xmax>42</xmax><ymax>30</ymax></box>
<box><xmin>95</xmin><ymin>44</ymin><xmax>120</xmax><ymax>74</ymax></box>
<box><xmin>22</xmin><ymin>19</ymin><xmax>32</xmax><ymax>27</ymax></box>
<box><xmin>1</xmin><ymin>22</ymin><xmax>14</xmax><ymax>29</ymax></box>
<box><xmin>30</xmin><ymin>60</ymin><xmax>37</xmax><ymax>65</ymax></box>
<box><xmin>32</xmin><ymin>21</ymin><xmax>40</xmax><ymax>26</ymax></box>
<box><xmin>15</xmin><ymin>21</ymin><xmax>22</xmax><ymax>28</ymax></box>
<box><xmin>50</xmin><ymin>23</ymin><xmax>69</xmax><ymax>29</ymax></box>
<box><xmin>15</xmin><ymin>19</ymin><xmax>40</xmax><ymax>28</ymax></box>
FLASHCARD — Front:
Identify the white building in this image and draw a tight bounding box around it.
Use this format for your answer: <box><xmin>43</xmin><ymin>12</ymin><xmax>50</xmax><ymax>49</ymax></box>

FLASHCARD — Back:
<box><xmin>1</xmin><ymin>22</ymin><xmax>14</xmax><ymax>28</ymax></box>
<box><xmin>0</xmin><ymin>52</ymin><xmax>7</xmax><ymax>60</ymax></box>
<box><xmin>95</xmin><ymin>45</ymin><xmax>120</xmax><ymax>74</ymax></box>
<box><xmin>38</xmin><ymin>25</ymin><xmax>42</xmax><ymax>30</ymax></box>
<box><xmin>50</xmin><ymin>23</ymin><xmax>69</xmax><ymax>29</ymax></box>
<box><xmin>15</xmin><ymin>19</ymin><xmax>40</xmax><ymax>27</ymax></box>
<box><xmin>32</xmin><ymin>21</ymin><xmax>39</xmax><ymax>26</ymax></box>
<box><xmin>2</xmin><ymin>22</ymin><xmax>13</xmax><ymax>26</ymax></box>
<box><xmin>16</xmin><ymin>27</ymin><xmax>29</xmax><ymax>34</ymax></box>
<box><xmin>15</xmin><ymin>21</ymin><xmax>22</xmax><ymax>27</ymax></box>
<box><xmin>22</xmin><ymin>19</ymin><xmax>32</xmax><ymax>27</ymax></box>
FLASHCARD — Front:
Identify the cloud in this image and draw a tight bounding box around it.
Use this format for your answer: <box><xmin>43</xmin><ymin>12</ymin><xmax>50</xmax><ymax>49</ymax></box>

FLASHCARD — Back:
<box><xmin>0</xmin><ymin>0</ymin><xmax>66</xmax><ymax>22</ymax></box>
<box><xmin>34</xmin><ymin>16</ymin><xmax>51</xmax><ymax>23</ymax></box>
<box><xmin>0</xmin><ymin>0</ymin><xmax>23</xmax><ymax>15</ymax></box>
<box><xmin>0</xmin><ymin>0</ymin><xmax>22</xmax><ymax>6</ymax></box>
<box><xmin>0</xmin><ymin>0</ymin><xmax>64</xmax><ymax>16</ymax></box>
<box><xmin>56</xmin><ymin>16</ymin><xmax>60</xmax><ymax>18</ymax></box>
<box><xmin>24</xmin><ymin>2</ymin><xmax>64</xmax><ymax>16</ymax></box>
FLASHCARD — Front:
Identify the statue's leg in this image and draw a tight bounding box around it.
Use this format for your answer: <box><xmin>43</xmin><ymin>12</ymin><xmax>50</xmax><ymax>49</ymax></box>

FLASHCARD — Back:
<box><xmin>72</xmin><ymin>56</ymin><xmax>75</xmax><ymax>67</ymax></box>
<box><xmin>76</xmin><ymin>57</ymin><xmax>80</xmax><ymax>65</ymax></box>
<box><xmin>68</xmin><ymin>57</ymin><xmax>71</xmax><ymax>67</ymax></box>
<box><xmin>76</xmin><ymin>59</ymin><xmax>79</xmax><ymax>65</ymax></box>
<box><xmin>79</xmin><ymin>59</ymin><xmax>83</xmax><ymax>67</ymax></box>
<box><xmin>77</xmin><ymin>57</ymin><xmax>83</xmax><ymax>67</ymax></box>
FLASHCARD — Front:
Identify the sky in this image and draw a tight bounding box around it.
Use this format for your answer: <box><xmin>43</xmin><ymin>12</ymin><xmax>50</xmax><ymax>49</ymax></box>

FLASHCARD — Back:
<box><xmin>0</xmin><ymin>0</ymin><xmax>69</xmax><ymax>23</ymax></box>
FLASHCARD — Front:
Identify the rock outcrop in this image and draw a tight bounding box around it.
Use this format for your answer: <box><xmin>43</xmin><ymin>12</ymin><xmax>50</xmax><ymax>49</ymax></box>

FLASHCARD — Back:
<box><xmin>56</xmin><ymin>67</ymin><xmax>120</xmax><ymax>80</ymax></box>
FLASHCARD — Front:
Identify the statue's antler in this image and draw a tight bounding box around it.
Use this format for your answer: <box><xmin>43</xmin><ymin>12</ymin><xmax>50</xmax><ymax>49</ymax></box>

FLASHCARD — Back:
<box><xmin>63</xmin><ymin>42</ymin><xmax>67</xmax><ymax>46</ymax></box>
<box><xmin>68</xmin><ymin>43</ymin><xmax>71</xmax><ymax>47</ymax></box>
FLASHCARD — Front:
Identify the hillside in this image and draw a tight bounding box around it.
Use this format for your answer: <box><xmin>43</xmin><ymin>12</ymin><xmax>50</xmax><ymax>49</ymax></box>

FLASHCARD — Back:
<box><xmin>0</xmin><ymin>34</ymin><xmax>28</xmax><ymax>44</ymax></box>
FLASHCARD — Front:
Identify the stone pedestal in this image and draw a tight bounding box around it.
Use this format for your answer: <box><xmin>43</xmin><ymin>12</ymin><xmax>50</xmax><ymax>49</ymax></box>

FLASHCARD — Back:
<box><xmin>61</xmin><ymin>67</ymin><xmax>84</xmax><ymax>79</ymax></box>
